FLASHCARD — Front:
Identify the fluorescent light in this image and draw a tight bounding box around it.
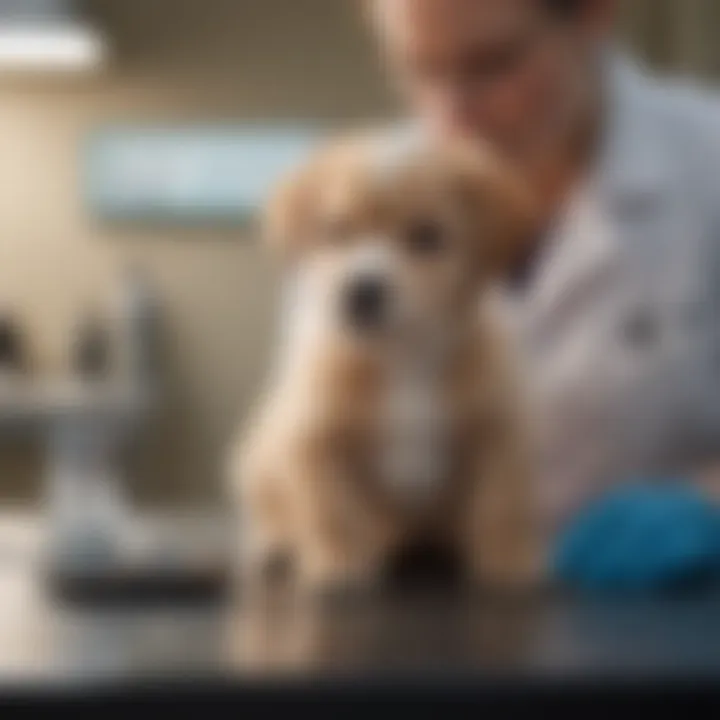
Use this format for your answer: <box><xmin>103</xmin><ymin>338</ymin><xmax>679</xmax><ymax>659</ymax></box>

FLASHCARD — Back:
<box><xmin>0</xmin><ymin>23</ymin><xmax>105</xmax><ymax>72</ymax></box>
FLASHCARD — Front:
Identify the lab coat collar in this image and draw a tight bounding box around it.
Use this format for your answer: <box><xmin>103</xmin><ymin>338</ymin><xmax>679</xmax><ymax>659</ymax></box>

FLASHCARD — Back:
<box><xmin>512</xmin><ymin>52</ymin><xmax>672</xmax><ymax>334</ymax></box>
<box><xmin>597</xmin><ymin>51</ymin><xmax>674</xmax><ymax>204</ymax></box>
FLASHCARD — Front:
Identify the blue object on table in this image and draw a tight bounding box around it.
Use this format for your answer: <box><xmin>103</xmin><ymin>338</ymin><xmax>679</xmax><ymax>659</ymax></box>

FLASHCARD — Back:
<box><xmin>553</xmin><ymin>483</ymin><xmax>720</xmax><ymax>591</ymax></box>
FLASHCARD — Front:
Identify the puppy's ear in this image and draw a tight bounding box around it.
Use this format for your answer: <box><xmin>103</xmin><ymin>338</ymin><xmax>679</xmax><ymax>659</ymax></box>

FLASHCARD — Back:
<box><xmin>264</xmin><ymin>155</ymin><xmax>325</xmax><ymax>265</ymax></box>
<box><xmin>451</xmin><ymin>143</ymin><xmax>539</xmax><ymax>280</ymax></box>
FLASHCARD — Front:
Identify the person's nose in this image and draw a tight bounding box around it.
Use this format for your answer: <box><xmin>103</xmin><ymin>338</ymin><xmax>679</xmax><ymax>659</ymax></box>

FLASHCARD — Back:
<box><xmin>433</xmin><ymin>84</ymin><xmax>485</xmax><ymax>141</ymax></box>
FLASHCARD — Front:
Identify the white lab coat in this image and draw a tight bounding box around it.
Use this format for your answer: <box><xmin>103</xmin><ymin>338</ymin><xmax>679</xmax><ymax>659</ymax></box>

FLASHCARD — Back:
<box><xmin>507</xmin><ymin>54</ymin><xmax>720</xmax><ymax>527</ymax></box>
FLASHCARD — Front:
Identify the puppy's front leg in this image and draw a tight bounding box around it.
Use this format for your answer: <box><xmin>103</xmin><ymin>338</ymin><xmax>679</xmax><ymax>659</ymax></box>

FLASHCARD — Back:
<box><xmin>292</xmin><ymin>450</ymin><xmax>393</xmax><ymax>594</ymax></box>
<box><xmin>462</xmin><ymin>435</ymin><xmax>542</xmax><ymax>589</ymax></box>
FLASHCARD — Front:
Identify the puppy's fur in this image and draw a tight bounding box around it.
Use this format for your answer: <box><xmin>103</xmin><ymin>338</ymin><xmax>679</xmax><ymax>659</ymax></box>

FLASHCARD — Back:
<box><xmin>229</xmin><ymin>132</ymin><xmax>540</xmax><ymax>591</ymax></box>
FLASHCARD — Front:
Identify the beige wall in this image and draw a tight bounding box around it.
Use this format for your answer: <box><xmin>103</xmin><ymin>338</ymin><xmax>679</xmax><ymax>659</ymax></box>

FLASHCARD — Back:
<box><xmin>0</xmin><ymin>0</ymin><xmax>395</xmax><ymax>504</ymax></box>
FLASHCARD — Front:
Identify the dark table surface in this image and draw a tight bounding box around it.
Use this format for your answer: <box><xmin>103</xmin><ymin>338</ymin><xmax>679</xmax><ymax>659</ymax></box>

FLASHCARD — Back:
<box><xmin>3</xmin><ymin>514</ymin><xmax>720</xmax><ymax>708</ymax></box>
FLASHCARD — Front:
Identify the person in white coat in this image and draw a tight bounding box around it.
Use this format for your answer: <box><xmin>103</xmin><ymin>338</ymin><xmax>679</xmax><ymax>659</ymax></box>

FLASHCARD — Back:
<box><xmin>367</xmin><ymin>0</ymin><xmax>720</xmax><ymax>588</ymax></box>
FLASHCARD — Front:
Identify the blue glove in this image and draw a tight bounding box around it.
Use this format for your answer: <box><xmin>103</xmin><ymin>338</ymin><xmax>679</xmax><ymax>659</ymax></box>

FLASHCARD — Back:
<box><xmin>553</xmin><ymin>483</ymin><xmax>720</xmax><ymax>591</ymax></box>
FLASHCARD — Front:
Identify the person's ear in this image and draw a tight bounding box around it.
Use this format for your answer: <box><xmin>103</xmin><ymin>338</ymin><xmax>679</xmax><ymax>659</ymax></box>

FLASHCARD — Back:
<box><xmin>450</xmin><ymin>143</ymin><xmax>539</xmax><ymax>281</ymax></box>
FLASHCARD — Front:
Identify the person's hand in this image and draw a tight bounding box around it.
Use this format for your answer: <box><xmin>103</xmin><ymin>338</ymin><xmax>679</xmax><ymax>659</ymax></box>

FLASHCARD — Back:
<box><xmin>552</xmin><ymin>484</ymin><xmax>720</xmax><ymax>591</ymax></box>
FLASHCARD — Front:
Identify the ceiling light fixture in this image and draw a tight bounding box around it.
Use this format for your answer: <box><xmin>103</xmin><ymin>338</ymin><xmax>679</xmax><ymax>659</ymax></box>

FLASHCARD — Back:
<box><xmin>0</xmin><ymin>0</ymin><xmax>106</xmax><ymax>73</ymax></box>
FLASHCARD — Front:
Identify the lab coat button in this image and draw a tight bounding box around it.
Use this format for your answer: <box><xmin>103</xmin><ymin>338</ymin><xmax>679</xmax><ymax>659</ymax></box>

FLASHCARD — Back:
<box><xmin>621</xmin><ymin>307</ymin><xmax>659</xmax><ymax>348</ymax></box>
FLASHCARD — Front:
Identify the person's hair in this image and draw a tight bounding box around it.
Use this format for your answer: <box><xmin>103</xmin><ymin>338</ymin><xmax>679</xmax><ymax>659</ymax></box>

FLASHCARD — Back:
<box><xmin>364</xmin><ymin>1</ymin><xmax>587</xmax><ymax>20</ymax></box>
<box><xmin>545</xmin><ymin>0</ymin><xmax>585</xmax><ymax>16</ymax></box>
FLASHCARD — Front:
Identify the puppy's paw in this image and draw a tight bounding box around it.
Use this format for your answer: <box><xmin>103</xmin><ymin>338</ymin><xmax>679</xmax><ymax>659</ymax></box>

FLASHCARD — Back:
<box><xmin>233</xmin><ymin>528</ymin><xmax>293</xmax><ymax>590</ymax></box>
<box><xmin>298</xmin><ymin>549</ymin><xmax>381</xmax><ymax>599</ymax></box>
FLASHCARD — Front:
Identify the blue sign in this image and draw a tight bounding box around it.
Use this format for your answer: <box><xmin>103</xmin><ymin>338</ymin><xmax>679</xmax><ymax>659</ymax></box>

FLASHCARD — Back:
<box><xmin>84</xmin><ymin>126</ymin><xmax>321</xmax><ymax>224</ymax></box>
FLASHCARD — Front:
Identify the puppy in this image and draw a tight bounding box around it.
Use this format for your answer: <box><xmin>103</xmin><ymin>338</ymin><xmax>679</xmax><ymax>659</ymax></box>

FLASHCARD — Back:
<box><xmin>229</xmin><ymin>131</ymin><xmax>540</xmax><ymax>592</ymax></box>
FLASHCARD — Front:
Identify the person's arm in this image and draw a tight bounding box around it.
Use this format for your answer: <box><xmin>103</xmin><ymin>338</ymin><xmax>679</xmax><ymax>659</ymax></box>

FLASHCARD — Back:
<box><xmin>689</xmin><ymin>104</ymin><xmax>720</xmax><ymax>503</ymax></box>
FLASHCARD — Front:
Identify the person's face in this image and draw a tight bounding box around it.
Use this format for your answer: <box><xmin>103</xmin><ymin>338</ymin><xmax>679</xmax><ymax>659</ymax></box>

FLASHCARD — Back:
<box><xmin>371</xmin><ymin>0</ymin><xmax>613</xmax><ymax>161</ymax></box>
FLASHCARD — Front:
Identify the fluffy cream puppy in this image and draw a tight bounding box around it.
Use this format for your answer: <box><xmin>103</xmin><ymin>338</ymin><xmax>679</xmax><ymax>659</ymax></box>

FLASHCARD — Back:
<box><xmin>229</xmin><ymin>131</ymin><xmax>540</xmax><ymax>592</ymax></box>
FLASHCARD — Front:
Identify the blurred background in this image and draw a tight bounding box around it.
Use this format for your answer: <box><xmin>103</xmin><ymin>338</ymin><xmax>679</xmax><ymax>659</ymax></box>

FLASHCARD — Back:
<box><xmin>0</xmin><ymin>0</ymin><xmax>717</xmax><ymax>510</ymax></box>
<box><xmin>0</xmin><ymin>0</ymin><xmax>718</xmax><ymax>691</ymax></box>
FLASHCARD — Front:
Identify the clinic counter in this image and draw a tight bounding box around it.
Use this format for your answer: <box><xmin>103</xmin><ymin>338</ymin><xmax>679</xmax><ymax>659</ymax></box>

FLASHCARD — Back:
<box><xmin>2</xmin><ymin>513</ymin><xmax>720</xmax><ymax>710</ymax></box>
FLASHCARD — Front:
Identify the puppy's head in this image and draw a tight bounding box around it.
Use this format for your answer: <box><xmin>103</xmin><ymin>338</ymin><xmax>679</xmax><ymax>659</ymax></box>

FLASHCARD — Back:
<box><xmin>267</xmin><ymin>131</ymin><xmax>536</xmax><ymax>340</ymax></box>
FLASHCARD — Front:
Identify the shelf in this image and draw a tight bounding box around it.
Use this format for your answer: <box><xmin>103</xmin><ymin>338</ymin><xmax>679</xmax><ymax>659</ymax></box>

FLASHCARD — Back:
<box><xmin>0</xmin><ymin>379</ymin><xmax>153</xmax><ymax>432</ymax></box>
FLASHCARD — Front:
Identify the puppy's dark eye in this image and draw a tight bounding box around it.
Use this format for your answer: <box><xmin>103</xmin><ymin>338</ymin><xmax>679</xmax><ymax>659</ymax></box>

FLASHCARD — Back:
<box><xmin>406</xmin><ymin>221</ymin><xmax>445</xmax><ymax>256</ymax></box>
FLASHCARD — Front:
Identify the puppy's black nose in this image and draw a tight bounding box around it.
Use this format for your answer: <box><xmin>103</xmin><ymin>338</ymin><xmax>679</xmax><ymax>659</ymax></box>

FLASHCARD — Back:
<box><xmin>344</xmin><ymin>276</ymin><xmax>388</xmax><ymax>330</ymax></box>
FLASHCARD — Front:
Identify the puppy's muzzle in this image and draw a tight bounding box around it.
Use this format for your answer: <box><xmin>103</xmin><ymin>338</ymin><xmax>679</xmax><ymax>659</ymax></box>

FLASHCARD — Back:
<box><xmin>343</xmin><ymin>275</ymin><xmax>389</xmax><ymax>331</ymax></box>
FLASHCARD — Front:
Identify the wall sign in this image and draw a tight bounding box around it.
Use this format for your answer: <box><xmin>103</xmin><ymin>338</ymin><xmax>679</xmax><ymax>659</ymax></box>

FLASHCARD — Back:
<box><xmin>84</xmin><ymin>126</ymin><xmax>320</xmax><ymax>224</ymax></box>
